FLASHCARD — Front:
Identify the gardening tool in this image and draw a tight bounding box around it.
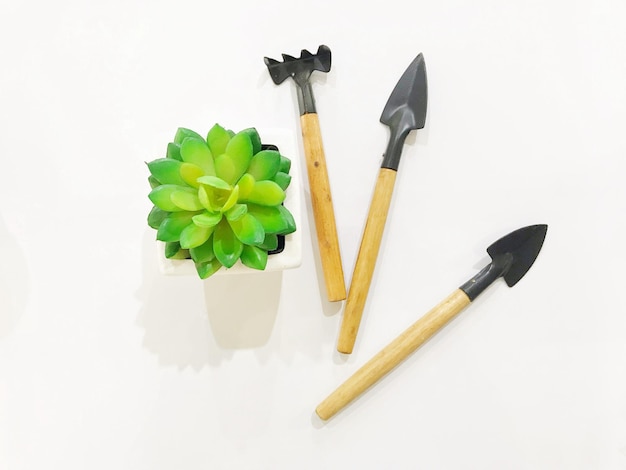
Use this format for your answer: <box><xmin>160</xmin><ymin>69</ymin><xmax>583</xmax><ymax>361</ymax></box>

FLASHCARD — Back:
<box><xmin>317</xmin><ymin>224</ymin><xmax>548</xmax><ymax>420</ymax></box>
<box><xmin>264</xmin><ymin>45</ymin><xmax>346</xmax><ymax>302</ymax></box>
<box><xmin>337</xmin><ymin>52</ymin><xmax>428</xmax><ymax>353</ymax></box>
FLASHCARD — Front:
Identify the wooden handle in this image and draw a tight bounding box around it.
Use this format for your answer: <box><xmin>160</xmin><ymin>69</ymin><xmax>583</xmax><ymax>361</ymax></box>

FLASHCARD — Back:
<box><xmin>337</xmin><ymin>168</ymin><xmax>397</xmax><ymax>353</ymax></box>
<box><xmin>300</xmin><ymin>113</ymin><xmax>346</xmax><ymax>302</ymax></box>
<box><xmin>317</xmin><ymin>289</ymin><xmax>471</xmax><ymax>420</ymax></box>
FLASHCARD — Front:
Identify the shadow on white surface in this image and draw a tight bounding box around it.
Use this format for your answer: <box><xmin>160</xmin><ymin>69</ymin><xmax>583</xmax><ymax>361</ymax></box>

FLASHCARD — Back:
<box><xmin>137</xmin><ymin>230</ymin><xmax>286</xmax><ymax>368</ymax></box>
<box><xmin>202</xmin><ymin>271</ymin><xmax>282</xmax><ymax>349</ymax></box>
<box><xmin>136</xmin><ymin>266</ymin><xmax>224</xmax><ymax>369</ymax></box>
<box><xmin>0</xmin><ymin>213</ymin><xmax>29</xmax><ymax>338</ymax></box>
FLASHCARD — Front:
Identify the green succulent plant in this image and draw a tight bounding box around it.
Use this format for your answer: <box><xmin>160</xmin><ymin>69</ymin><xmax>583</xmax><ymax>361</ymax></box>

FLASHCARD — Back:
<box><xmin>147</xmin><ymin>124</ymin><xmax>296</xmax><ymax>279</ymax></box>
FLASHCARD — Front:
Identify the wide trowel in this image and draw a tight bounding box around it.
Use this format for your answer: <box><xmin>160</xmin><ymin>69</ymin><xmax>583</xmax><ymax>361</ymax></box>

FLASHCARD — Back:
<box><xmin>337</xmin><ymin>53</ymin><xmax>428</xmax><ymax>353</ymax></box>
<box><xmin>317</xmin><ymin>224</ymin><xmax>548</xmax><ymax>420</ymax></box>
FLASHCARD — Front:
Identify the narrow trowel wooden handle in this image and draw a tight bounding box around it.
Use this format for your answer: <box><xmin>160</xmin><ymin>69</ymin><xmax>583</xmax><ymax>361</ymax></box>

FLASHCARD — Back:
<box><xmin>337</xmin><ymin>168</ymin><xmax>397</xmax><ymax>353</ymax></box>
<box><xmin>317</xmin><ymin>289</ymin><xmax>471</xmax><ymax>420</ymax></box>
<box><xmin>300</xmin><ymin>113</ymin><xmax>346</xmax><ymax>302</ymax></box>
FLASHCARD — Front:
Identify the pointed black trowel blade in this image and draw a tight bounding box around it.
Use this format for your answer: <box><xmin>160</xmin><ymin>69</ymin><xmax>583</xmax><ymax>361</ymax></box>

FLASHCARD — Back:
<box><xmin>460</xmin><ymin>225</ymin><xmax>548</xmax><ymax>301</ymax></box>
<box><xmin>380</xmin><ymin>53</ymin><xmax>428</xmax><ymax>170</ymax></box>
<box><xmin>380</xmin><ymin>53</ymin><xmax>428</xmax><ymax>129</ymax></box>
<box><xmin>487</xmin><ymin>224</ymin><xmax>548</xmax><ymax>287</ymax></box>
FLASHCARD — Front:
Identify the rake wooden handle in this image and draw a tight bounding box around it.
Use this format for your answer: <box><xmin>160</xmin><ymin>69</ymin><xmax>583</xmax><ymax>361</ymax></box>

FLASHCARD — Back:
<box><xmin>337</xmin><ymin>168</ymin><xmax>397</xmax><ymax>353</ymax></box>
<box><xmin>300</xmin><ymin>113</ymin><xmax>346</xmax><ymax>302</ymax></box>
<box><xmin>317</xmin><ymin>289</ymin><xmax>471</xmax><ymax>420</ymax></box>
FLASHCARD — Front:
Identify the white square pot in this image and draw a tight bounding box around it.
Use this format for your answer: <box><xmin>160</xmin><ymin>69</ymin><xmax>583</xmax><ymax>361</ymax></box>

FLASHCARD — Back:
<box><xmin>157</xmin><ymin>128</ymin><xmax>302</xmax><ymax>276</ymax></box>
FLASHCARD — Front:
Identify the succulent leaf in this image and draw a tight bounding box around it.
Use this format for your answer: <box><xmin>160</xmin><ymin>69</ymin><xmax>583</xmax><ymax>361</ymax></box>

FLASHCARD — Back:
<box><xmin>157</xmin><ymin>211</ymin><xmax>196</xmax><ymax>242</ymax></box>
<box><xmin>240</xmin><ymin>245</ymin><xmax>268</xmax><ymax>270</ymax></box>
<box><xmin>243</xmin><ymin>181</ymin><xmax>285</xmax><ymax>206</ymax></box>
<box><xmin>213</xmin><ymin>154</ymin><xmax>235</xmax><ymax>185</ymax></box>
<box><xmin>222</xmin><ymin>185</ymin><xmax>239</xmax><ymax>212</ymax></box>
<box><xmin>173</xmin><ymin>249</ymin><xmax>191</xmax><ymax>259</ymax></box>
<box><xmin>225</xmin><ymin>131</ymin><xmax>253</xmax><ymax>162</ymax></box>
<box><xmin>170</xmin><ymin>187</ymin><xmax>204</xmax><ymax>211</ymax></box>
<box><xmin>240</xmin><ymin>128</ymin><xmax>262</xmax><ymax>155</ymax></box>
<box><xmin>236</xmin><ymin>173</ymin><xmax>255</xmax><ymax>200</ymax></box>
<box><xmin>213</xmin><ymin>220</ymin><xmax>243</xmax><ymax>268</ymax></box>
<box><xmin>164</xmin><ymin>242</ymin><xmax>180</xmax><ymax>258</ymax></box>
<box><xmin>246</xmin><ymin>204</ymin><xmax>288</xmax><ymax>234</ymax></box>
<box><xmin>214</xmin><ymin>132</ymin><xmax>253</xmax><ymax>184</ymax></box>
<box><xmin>225</xmin><ymin>204</ymin><xmax>247</xmax><ymax>221</ymax></box>
<box><xmin>180</xmin><ymin>162</ymin><xmax>205</xmax><ymax>188</ymax></box>
<box><xmin>189</xmin><ymin>237</ymin><xmax>216</xmax><ymax>263</ymax></box>
<box><xmin>258</xmin><ymin>233</ymin><xmax>278</xmax><ymax>251</ymax></box>
<box><xmin>247</xmin><ymin>150</ymin><xmax>281</xmax><ymax>181</ymax></box>
<box><xmin>165</xmin><ymin>241</ymin><xmax>189</xmax><ymax>259</ymax></box>
<box><xmin>273</xmin><ymin>172</ymin><xmax>291</xmax><ymax>190</ymax></box>
<box><xmin>149</xmin><ymin>185</ymin><xmax>185</xmax><ymax>212</ymax></box>
<box><xmin>147</xmin><ymin>158</ymin><xmax>187</xmax><ymax>186</ymax></box>
<box><xmin>197</xmin><ymin>175</ymin><xmax>231</xmax><ymax>190</ymax></box>
<box><xmin>228</xmin><ymin>213</ymin><xmax>265</xmax><ymax>245</ymax></box>
<box><xmin>198</xmin><ymin>186</ymin><xmax>214</xmax><ymax>212</ymax></box>
<box><xmin>192</xmin><ymin>212</ymin><xmax>222</xmax><ymax>228</ymax></box>
<box><xmin>148</xmin><ymin>175</ymin><xmax>161</xmax><ymax>189</ymax></box>
<box><xmin>174</xmin><ymin>128</ymin><xmax>204</xmax><ymax>145</ymax></box>
<box><xmin>276</xmin><ymin>205</ymin><xmax>296</xmax><ymax>234</ymax></box>
<box><xmin>279</xmin><ymin>155</ymin><xmax>291</xmax><ymax>173</ymax></box>
<box><xmin>195</xmin><ymin>258</ymin><xmax>222</xmax><ymax>279</ymax></box>
<box><xmin>167</xmin><ymin>142</ymin><xmax>182</xmax><ymax>161</ymax></box>
<box><xmin>180</xmin><ymin>138</ymin><xmax>215</xmax><ymax>175</ymax></box>
<box><xmin>206</xmin><ymin>124</ymin><xmax>231</xmax><ymax>156</ymax></box>
<box><xmin>180</xmin><ymin>223</ymin><xmax>214</xmax><ymax>249</ymax></box>
<box><xmin>148</xmin><ymin>206</ymin><xmax>168</xmax><ymax>229</ymax></box>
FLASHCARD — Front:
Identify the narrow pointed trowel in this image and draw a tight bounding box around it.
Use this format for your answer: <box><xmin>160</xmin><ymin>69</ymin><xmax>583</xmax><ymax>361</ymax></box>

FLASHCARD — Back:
<box><xmin>317</xmin><ymin>224</ymin><xmax>548</xmax><ymax>420</ymax></box>
<box><xmin>337</xmin><ymin>53</ymin><xmax>428</xmax><ymax>353</ymax></box>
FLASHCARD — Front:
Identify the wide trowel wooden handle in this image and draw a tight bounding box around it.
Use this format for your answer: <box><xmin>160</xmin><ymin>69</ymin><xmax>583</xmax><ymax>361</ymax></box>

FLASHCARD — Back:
<box><xmin>317</xmin><ymin>289</ymin><xmax>471</xmax><ymax>420</ymax></box>
<box><xmin>300</xmin><ymin>113</ymin><xmax>346</xmax><ymax>302</ymax></box>
<box><xmin>337</xmin><ymin>168</ymin><xmax>397</xmax><ymax>353</ymax></box>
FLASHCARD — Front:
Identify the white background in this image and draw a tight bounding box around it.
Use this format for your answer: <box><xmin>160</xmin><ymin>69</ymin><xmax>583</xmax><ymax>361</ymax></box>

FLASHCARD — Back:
<box><xmin>1</xmin><ymin>1</ymin><xmax>625</xmax><ymax>469</ymax></box>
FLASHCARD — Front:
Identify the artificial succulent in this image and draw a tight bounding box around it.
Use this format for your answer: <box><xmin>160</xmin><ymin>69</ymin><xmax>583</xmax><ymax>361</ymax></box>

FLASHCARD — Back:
<box><xmin>147</xmin><ymin>124</ymin><xmax>296</xmax><ymax>279</ymax></box>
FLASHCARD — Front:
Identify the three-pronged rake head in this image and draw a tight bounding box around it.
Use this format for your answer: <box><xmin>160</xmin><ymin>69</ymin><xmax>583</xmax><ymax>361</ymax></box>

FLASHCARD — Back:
<box><xmin>264</xmin><ymin>45</ymin><xmax>332</xmax><ymax>85</ymax></box>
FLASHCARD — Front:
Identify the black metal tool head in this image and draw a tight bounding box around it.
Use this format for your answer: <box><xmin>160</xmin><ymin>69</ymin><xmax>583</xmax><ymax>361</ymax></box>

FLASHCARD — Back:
<box><xmin>380</xmin><ymin>53</ymin><xmax>428</xmax><ymax>170</ymax></box>
<box><xmin>264</xmin><ymin>45</ymin><xmax>331</xmax><ymax>84</ymax></box>
<box><xmin>263</xmin><ymin>45</ymin><xmax>332</xmax><ymax>115</ymax></box>
<box><xmin>460</xmin><ymin>224</ymin><xmax>548</xmax><ymax>301</ymax></box>
<box><xmin>487</xmin><ymin>224</ymin><xmax>548</xmax><ymax>287</ymax></box>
